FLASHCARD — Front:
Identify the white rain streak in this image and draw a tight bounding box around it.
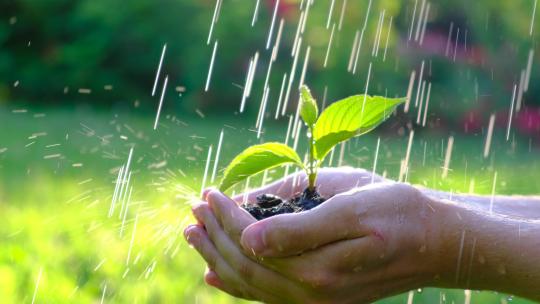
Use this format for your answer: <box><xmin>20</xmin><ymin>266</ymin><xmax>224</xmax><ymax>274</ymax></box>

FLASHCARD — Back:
<box><xmin>272</xmin><ymin>19</ymin><xmax>285</xmax><ymax>61</ymax></box>
<box><xmin>284</xmin><ymin>115</ymin><xmax>293</xmax><ymax>146</ymax></box>
<box><xmin>100</xmin><ymin>284</ymin><xmax>107</xmax><ymax>304</ymax></box>
<box><xmin>404</xmin><ymin>70</ymin><xmax>416</xmax><ymax>112</ymax></box>
<box><xmin>416</xmin><ymin>80</ymin><xmax>426</xmax><ymax>124</ymax></box>
<box><xmin>322</xmin><ymin>85</ymin><xmax>328</xmax><ymax>109</ymax></box>
<box><xmin>422</xmin><ymin>82</ymin><xmax>432</xmax><ymax>126</ymax></box>
<box><xmin>256</xmin><ymin>86</ymin><xmax>271</xmax><ymax>139</ymax></box>
<box><xmin>445</xmin><ymin>22</ymin><xmax>454</xmax><ymax>57</ymax></box>
<box><xmin>400</xmin><ymin>130</ymin><xmax>415</xmax><ymax>182</ymax></box>
<box><xmin>109</xmin><ymin>148</ymin><xmax>134</xmax><ymax>218</ymax></box>
<box><xmin>300</xmin><ymin>0</ymin><xmax>311</xmax><ymax>35</ymax></box>
<box><xmin>291</xmin><ymin>94</ymin><xmax>302</xmax><ymax>140</ymax></box>
<box><xmin>211</xmin><ymin>130</ymin><xmax>224</xmax><ymax>183</ymax></box>
<box><xmin>408</xmin><ymin>0</ymin><xmax>419</xmax><ymax>40</ymax></box>
<box><xmin>525</xmin><ymin>49</ymin><xmax>534</xmax><ymax>92</ymax></box>
<box><xmin>484</xmin><ymin>113</ymin><xmax>496</xmax><ymax>158</ymax></box>
<box><xmin>275</xmin><ymin>73</ymin><xmax>288</xmax><ymax>119</ymax></box>
<box><xmin>383</xmin><ymin>16</ymin><xmax>393</xmax><ymax>62</ymax></box>
<box><xmin>530</xmin><ymin>0</ymin><xmax>538</xmax><ymax>36</ymax></box>
<box><xmin>324</xmin><ymin>23</ymin><xmax>336</xmax><ymax>68</ymax></box>
<box><xmin>110</xmin><ymin>165</ymin><xmax>124</xmax><ymax>217</ymax></box>
<box><xmin>291</xmin><ymin>10</ymin><xmax>305</xmax><ymax>57</ymax></box>
<box><xmin>326</xmin><ymin>0</ymin><xmax>335</xmax><ymax>29</ymax></box>
<box><xmin>207</xmin><ymin>0</ymin><xmax>222</xmax><ymax>45</ymax></box>
<box><xmin>266</xmin><ymin>0</ymin><xmax>280</xmax><ymax>50</ymax></box>
<box><xmin>282</xmin><ymin>38</ymin><xmax>303</xmax><ymax>116</ymax></box>
<box><xmin>153</xmin><ymin>75</ymin><xmax>169</xmax><ymax>130</ymax></box>
<box><xmin>442</xmin><ymin>136</ymin><xmax>454</xmax><ymax>179</ymax></box>
<box><xmin>119</xmin><ymin>186</ymin><xmax>133</xmax><ymax>238</ymax></box>
<box><xmin>371</xmin><ymin>137</ymin><xmax>381</xmax><ymax>184</ymax></box>
<box><xmin>292</xmin><ymin>123</ymin><xmax>302</xmax><ymax>152</ymax></box>
<box><xmin>352</xmin><ymin>30</ymin><xmax>366</xmax><ymax>74</ymax></box>
<box><xmin>351</xmin><ymin>0</ymin><xmax>372</xmax><ymax>74</ymax></box>
<box><xmin>414</xmin><ymin>0</ymin><xmax>426</xmax><ymax>41</ymax></box>
<box><xmin>205</xmin><ymin>40</ymin><xmax>219</xmax><ymax>92</ymax></box>
<box><xmin>200</xmin><ymin>145</ymin><xmax>213</xmax><ymax>196</ymax></box>
<box><xmin>419</xmin><ymin>3</ymin><xmax>431</xmax><ymax>45</ymax></box>
<box><xmin>328</xmin><ymin>146</ymin><xmax>336</xmax><ymax>167</ymax></box>
<box><xmin>151</xmin><ymin>44</ymin><xmax>167</xmax><ymax>97</ymax></box>
<box><xmin>240</xmin><ymin>52</ymin><xmax>260</xmax><ymax>113</ymax></box>
<box><xmin>299</xmin><ymin>46</ymin><xmax>311</xmax><ymax>88</ymax></box>
<box><xmin>347</xmin><ymin>30</ymin><xmax>360</xmax><ymax>72</ymax></box>
<box><xmin>372</xmin><ymin>10</ymin><xmax>385</xmax><ymax>57</ymax></box>
<box><xmin>414</xmin><ymin>60</ymin><xmax>425</xmax><ymax>107</ymax></box>
<box><xmin>338</xmin><ymin>0</ymin><xmax>348</xmax><ymax>31</ymax></box>
<box><xmin>126</xmin><ymin>213</ymin><xmax>139</xmax><ymax>265</ymax></box>
<box><xmin>489</xmin><ymin>172</ymin><xmax>498</xmax><ymax>214</ymax></box>
<box><xmin>455</xmin><ymin>230</ymin><xmax>466</xmax><ymax>284</ymax></box>
<box><xmin>453</xmin><ymin>27</ymin><xmax>460</xmax><ymax>62</ymax></box>
<box><xmin>252</xmin><ymin>0</ymin><xmax>260</xmax><ymax>27</ymax></box>
<box><xmin>517</xmin><ymin>70</ymin><xmax>526</xmax><ymax>112</ymax></box>
<box><xmin>506</xmin><ymin>84</ymin><xmax>517</xmax><ymax>141</ymax></box>
<box><xmin>118</xmin><ymin>171</ymin><xmax>132</xmax><ymax>220</ymax></box>
<box><xmin>338</xmin><ymin>141</ymin><xmax>346</xmax><ymax>167</ymax></box>
<box><xmin>31</xmin><ymin>267</ymin><xmax>43</xmax><ymax>304</ymax></box>
<box><xmin>407</xmin><ymin>291</ymin><xmax>414</xmax><ymax>304</ymax></box>
<box><xmin>360</xmin><ymin>63</ymin><xmax>373</xmax><ymax>122</ymax></box>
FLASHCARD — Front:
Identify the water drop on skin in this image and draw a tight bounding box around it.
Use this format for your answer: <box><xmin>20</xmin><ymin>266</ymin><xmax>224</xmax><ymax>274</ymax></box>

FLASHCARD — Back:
<box><xmin>497</xmin><ymin>264</ymin><xmax>507</xmax><ymax>275</ymax></box>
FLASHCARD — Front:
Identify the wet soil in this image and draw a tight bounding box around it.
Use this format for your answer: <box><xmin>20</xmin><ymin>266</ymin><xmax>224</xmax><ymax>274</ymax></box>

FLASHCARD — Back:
<box><xmin>241</xmin><ymin>188</ymin><xmax>326</xmax><ymax>220</ymax></box>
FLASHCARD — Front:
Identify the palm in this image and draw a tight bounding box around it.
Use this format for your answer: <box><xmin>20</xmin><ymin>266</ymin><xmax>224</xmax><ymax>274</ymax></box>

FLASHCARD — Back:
<box><xmin>231</xmin><ymin>167</ymin><xmax>383</xmax><ymax>204</ymax></box>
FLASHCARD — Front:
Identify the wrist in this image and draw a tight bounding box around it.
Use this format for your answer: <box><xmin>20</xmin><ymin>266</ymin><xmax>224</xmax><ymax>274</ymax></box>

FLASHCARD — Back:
<box><xmin>418</xmin><ymin>188</ymin><xmax>483</xmax><ymax>288</ymax></box>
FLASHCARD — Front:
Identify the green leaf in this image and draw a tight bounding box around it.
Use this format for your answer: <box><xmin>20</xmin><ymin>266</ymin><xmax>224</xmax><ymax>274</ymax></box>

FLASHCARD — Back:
<box><xmin>313</xmin><ymin>95</ymin><xmax>405</xmax><ymax>160</ymax></box>
<box><xmin>299</xmin><ymin>85</ymin><xmax>318</xmax><ymax>126</ymax></box>
<box><xmin>219</xmin><ymin>143</ymin><xmax>304</xmax><ymax>192</ymax></box>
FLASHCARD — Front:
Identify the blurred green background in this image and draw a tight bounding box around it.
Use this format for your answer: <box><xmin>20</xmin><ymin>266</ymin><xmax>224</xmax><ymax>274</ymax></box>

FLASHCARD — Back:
<box><xmin>0</xmin><ymin>0</ymin><xmax>539</xmax><ymax>303</ymax></box>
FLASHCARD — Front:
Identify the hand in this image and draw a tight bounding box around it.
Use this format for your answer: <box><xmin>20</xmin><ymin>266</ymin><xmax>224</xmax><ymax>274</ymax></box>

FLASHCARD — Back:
<box><xmin>228</xmin><ymin>166</ymin><xmax>384</xmax><ymax>205</ymax></box>
<box><xmin>186</xmin><ymin>182</ymin><xmax>446</xmax><ymax>303</ymax></box>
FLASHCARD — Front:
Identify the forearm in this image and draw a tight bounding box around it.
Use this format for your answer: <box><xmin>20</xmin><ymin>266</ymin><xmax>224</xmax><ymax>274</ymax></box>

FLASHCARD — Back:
<box><xmin>422</xmin><ymin>188</ymin><xmax>540</xmax><ymax>219</ymax></box>
<box><xmin>431</xmin><ymin>198</ymin><xmax>540</xmax><ymax>300</ymax></box>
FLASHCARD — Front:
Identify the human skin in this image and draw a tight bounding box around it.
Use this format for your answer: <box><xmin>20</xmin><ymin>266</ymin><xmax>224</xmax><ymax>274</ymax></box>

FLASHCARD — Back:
<box><xmin>184</xmin><ymin>168</ymin><xmax>540</xmax><ymax>303</ymax></box>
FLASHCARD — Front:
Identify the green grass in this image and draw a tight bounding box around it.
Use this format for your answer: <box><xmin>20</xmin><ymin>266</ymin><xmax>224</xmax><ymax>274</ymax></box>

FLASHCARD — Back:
<box><xmin>0</xmin><ymin>106</ymin><xmax>538</xmax><ymax>303</ymax></box>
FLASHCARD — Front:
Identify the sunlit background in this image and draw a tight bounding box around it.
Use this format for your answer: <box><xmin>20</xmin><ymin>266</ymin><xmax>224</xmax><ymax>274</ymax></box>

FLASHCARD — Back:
<box><xmin>0</xmin><ymin>0</ymin><xmax>539</xmax><ymax>303</ymax></box>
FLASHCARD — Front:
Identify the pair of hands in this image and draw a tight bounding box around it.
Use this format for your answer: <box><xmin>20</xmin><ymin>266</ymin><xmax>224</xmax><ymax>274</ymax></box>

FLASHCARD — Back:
<box><xmin>184</xmin><ymin>168</ymin><xmax>444</xmax><ymax>303</ymax></box>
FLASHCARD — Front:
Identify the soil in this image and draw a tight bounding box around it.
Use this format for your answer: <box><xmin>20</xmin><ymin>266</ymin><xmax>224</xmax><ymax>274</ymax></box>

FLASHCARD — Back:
<box><xmin>241</xmin><ymin>187</ymin><xmax>326</xmax><ymax>220</ymax></box>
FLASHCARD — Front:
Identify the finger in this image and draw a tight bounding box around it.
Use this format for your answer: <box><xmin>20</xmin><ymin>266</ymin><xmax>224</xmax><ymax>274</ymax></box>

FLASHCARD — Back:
<box><xmin>207</xmin><ymin>190</ymin><xmax>256</xmax><ymax>243</ymax></box>
<box><xmin>204</xmin><ymin>268</ymin><xmax>255</xmax><ymax>300</ymax></box>
<box><xmin>240</xmin><ymin>190</ymin><xmax>369</xmax><ymax>257</ymax></box>
<box><xmin>264</xmin><ymin>235</ymin><xmax>385</xmax><ymax>281</ymax></box>
<box><xmin>185</xmin><ymin>225</ymin><xmax>276</xmax><ymax>301</ymax></box>
<box><xmin>231</xmin><ymin>172</ymin><xmax>307</xmax><ymax>204</ymax></box>
<box><xmin>192</xmin><ymin>204</ymin><xmax>299</xmax><ymax>300</ymax></box>
<box><xmin>202</xmin><ymin>188</ymin><xmax>214</xmax><ymax>200</ymax></box>
<box><xmin>184</xmin><ymin>225</ymin><xmax>244</xmax><ymax>288</ymax></box>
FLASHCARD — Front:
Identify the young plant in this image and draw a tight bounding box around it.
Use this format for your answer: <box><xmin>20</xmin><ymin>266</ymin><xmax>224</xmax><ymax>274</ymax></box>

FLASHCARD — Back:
<box><xmin>219</xmin><ymin>85</ymin><xmax>405</xmax><ymax>194</ymax></box>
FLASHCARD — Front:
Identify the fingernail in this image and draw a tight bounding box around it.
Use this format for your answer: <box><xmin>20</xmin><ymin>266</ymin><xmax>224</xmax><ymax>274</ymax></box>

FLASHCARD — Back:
<box><xmin>191</xmin><ymin>203</ymin><xmax>208</xmax><ymax>222</ymax></box>
<box><xmin>184</xmin><ymin>225</ymin><xmax>199</xmax><ymax>246</ymax></box>
<box><xmin>203</xmin><ymin>187</ymin><xmax>217</xmax><ymax>201</ymax></box>
<box><xmin>241</xmin><ymin>224</ymin><xmax>266</xmax><ymax>255</ymax></box>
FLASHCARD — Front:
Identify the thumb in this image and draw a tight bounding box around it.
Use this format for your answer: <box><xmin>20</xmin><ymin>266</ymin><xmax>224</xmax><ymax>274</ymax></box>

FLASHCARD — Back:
<box><xmin>240</xmin><ymin>191</ymin><xmax>368</xmax><ymax>257</ymax></box>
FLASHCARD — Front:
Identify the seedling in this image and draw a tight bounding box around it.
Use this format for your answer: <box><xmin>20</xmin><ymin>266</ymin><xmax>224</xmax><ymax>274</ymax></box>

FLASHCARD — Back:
<box><xmin>219</xmin><ymin>85</ymin><xmax>405</xmax><ymax>219</ymax></box>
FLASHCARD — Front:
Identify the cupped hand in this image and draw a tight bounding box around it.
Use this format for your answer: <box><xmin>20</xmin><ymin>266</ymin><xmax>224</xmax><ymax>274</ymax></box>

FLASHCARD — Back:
<box><xmin>209</xmin><ymin>166</ymin><xmax>385</xmax><ymax>205</ymax></box>
<box><xmin>187</xmin><ymin>182</ymin><xmax>447</xmax><ymax>303</ymax></box>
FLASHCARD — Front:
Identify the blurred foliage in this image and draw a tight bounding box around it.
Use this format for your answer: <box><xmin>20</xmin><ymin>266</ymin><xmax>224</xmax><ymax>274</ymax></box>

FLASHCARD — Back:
<box><xmin>0</xmin><ymin>0</ymin><xmax>538</xmax><ymax>128</ymax></box>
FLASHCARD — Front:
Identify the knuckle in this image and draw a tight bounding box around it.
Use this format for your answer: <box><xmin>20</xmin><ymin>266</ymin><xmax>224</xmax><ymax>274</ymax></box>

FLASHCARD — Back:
<box><xmin>299</xmin><ymin>270</ymin><xmax>338</xmax><ymax>293</ymax></box>
<box><xmin>237</xmin><ymin>260</ymin><xmax>255</xmax><ymax>283</ymax></box>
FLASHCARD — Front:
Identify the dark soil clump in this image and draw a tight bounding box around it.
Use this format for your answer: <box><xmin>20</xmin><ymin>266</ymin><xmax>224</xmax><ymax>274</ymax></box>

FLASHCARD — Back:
<box><xmin>241</xmin><ymin>188</ymin><xmax>326</xmax><ymax>220</ymax></box>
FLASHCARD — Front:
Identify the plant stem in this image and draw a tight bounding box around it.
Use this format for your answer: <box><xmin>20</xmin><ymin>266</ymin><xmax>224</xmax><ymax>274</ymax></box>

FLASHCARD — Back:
<box><xmin>308</xmin><ymin>125</ymin><xmax>317</xmax><ymax>191</ymax></box>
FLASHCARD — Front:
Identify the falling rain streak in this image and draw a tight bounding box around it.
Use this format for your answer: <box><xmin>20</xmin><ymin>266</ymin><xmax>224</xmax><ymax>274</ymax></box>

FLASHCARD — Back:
<box><xmin>205</xmin><ymin>40</ymin><xmax>219</xmax><ymax>92</ymax></box>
